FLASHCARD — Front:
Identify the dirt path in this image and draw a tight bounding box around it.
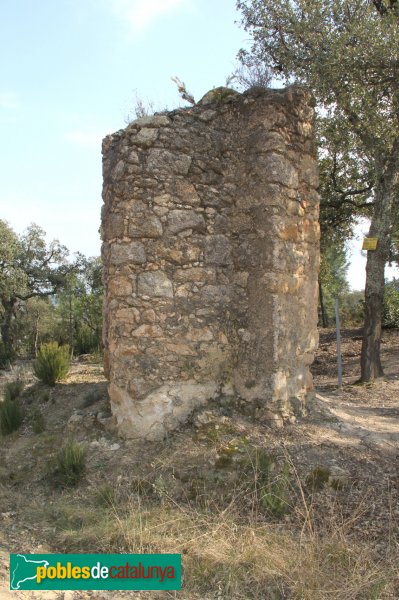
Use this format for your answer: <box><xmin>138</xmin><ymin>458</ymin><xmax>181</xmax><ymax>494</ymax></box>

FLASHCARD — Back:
<box><xmin>315</xmin><ymin>391</ymin><xmax>399</xmax><ymax>455</ymax></box>
<box><xmin>311</xmin><ymin>327</ymin><xmax>399</xmax><ymax>455</ymax></box>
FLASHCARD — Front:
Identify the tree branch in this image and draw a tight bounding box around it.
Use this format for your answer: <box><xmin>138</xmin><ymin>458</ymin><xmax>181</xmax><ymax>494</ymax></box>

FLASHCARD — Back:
<box><xmin>14</xmin><ymin>290</ymin><xmax>56</xmax><ymax>301</ymax></box>
<box><xmin>372</xmin><ymin>0</ymin><xmax>399</xmax><ymax>15</ymax></box>
<box><xmin>330</xmin><ymin>152</ymin><xmax>374</xmax><ymax>201</ymax></box>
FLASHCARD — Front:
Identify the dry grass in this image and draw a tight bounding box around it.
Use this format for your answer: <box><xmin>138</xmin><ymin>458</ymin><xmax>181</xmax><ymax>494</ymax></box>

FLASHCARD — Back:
<box><xmin>53</xmin><ymin>473</ymin><xmax>398</xmax><ymax>600</ymax></box>
<box><xmin>2</xmin><ymin>358</ymin><xmax>399</xmax><ymax>599</ymax></box>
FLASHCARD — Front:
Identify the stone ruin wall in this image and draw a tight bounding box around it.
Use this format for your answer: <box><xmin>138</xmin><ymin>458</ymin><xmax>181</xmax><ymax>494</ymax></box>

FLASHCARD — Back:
<box><xmin>101</xmin><ymin>86</ymin><xmax>320</xmax><ymax>440</ymax></box>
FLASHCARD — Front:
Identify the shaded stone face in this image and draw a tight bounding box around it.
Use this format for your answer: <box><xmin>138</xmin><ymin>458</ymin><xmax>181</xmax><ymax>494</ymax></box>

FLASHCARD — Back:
<box><xmin>102</xmin><ymin>85</ymin><xmax>320</xmax><ymax>440</ymax></box>
<box><xmin>137</xmin><ymin>271</ymin><xmax>173</xmax><ymax>298</ymax></box>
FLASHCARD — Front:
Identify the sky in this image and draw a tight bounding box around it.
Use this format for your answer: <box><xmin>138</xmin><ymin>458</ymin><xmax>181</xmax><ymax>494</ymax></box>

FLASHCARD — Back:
<box><xmin>0</xmin><ymin>0</ymin><xmax>397</xmax><ymax>291</ymax></box>
<box><xmin>0</xmin><ymin>0</ymin><xmax>246</xmax><ymax>250</ymax></box>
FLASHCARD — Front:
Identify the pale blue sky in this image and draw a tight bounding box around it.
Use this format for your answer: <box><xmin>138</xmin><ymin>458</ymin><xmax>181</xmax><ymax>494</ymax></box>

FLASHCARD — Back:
<box><xmin>1</xmin><ymin>0</ymin><xmax>396</xmax><ymax>290</ymax></box>
<box><xmin>0</xmin><ymin>0</ymin><xmax>247</xmax><ymax>252</ymax></box>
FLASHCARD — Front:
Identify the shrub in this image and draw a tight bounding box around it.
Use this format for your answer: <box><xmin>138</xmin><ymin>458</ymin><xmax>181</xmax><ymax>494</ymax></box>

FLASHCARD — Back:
<box><xmin>306</xmin><ymin>466</ymin><xmax>331</xmax><ymax>492</ymax></box>
<box><xmin>340</xmin><ymin>291</ymin><xmax>365</xmax><ymax>326</ymax></box>
<box><xmin>254</xmin><ymin>449</ymin><xmax>291</xmax><ymax>518</ymax></box>
<box><xmin>95</xmin><ymin>483</ymin><xmax>116</xmax><ymax>507</ymax></box>
<box><xmin>40</xmin><ymin>390</ymin><xmax>50</xmax><ymax>403</ymax></box>
<box><xmin>33</xmin><ymin>342</ymin><xmax>70</xmax><ymax>386</ymax></box>
<box><xmin>0</xmin><ymin>342</ymin><xmax>15</xmax><ymax>370</ymax></box>
<box><xmin>4</xmin><ymin>379</ymin><xmax>24</xmax><ymax>401</ymax></box>
<box><xmin>31</xmin><ymin>406</ymin><xmax>46</xmax><ymax>434</ymax></box>
<box><xmin>54</xmin><ymin>440</ymin><xmax>86</xmax><ymax>487</ymax></box>
<box><xmin>383</xmin><ymin>279</ymin><xmax>399</xmax><ymax>328</ymax></box>
<box><xmin>0</xmin><ymin>399</ymin><xmax>23</xmax><ymax>435</ymax></box>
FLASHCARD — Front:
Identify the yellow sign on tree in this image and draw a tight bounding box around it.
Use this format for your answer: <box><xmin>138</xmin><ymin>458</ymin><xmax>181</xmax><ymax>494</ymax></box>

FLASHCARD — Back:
<box><xmin>362</xmin><ymin>237</ymin><xmax>378</xmax><ymax>251</ymax></box>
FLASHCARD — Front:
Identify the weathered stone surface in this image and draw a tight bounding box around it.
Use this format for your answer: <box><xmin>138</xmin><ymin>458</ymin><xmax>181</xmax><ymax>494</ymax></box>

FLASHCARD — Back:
<box><xmin>205</xmin><ymin>235</ymin><xmax>233</xmax><ymax>266</ymax></box>
<box><xmin>133</xmin><ymin>127</ymin><xmax>158</xmax><ymax>146</ymax></box>
<box><xmin>199</xmin><ymin>87</ymin><xmax>240</xmax><ymax>106</ymax></box>
<box><xmin>114</xmin><ymin>307</ymin><xmax>139</xmax><ymax>324</ymax></box>
<box><xmin>112</xmin><ymin>159</ymin><xmax>125</xmax><ymax>178</ymax></box>
<box><xmin>137</xmin><ymin>271</ymin><xmax>173</xmax><ymax>298</ymax></box>
<box><xmin>173</xmin><ymin>267</ymin><xmax>215</xmax><ymax>283</ymax></box>
<box><xmin>109</xmin><ymin>242</ymin><xmax>146</xmax><ymax>265</ymax></box>
<box><xmin>102</xmin><ymin>85</ymin><xmax>320</xmax><ymax>440</ymax></box>
<box><xmin>103</xmin><ymin>212</ymin><xmax>124</xmax><ymax>238</ymax></box>
<box><xmin>108</xmin><ymin>275</ymin><xmax>134</xmax><ymax>296</ymax></box>
<box><xmin>262</xmin><ymin>153</ymin><xmax>299</xmax><ymax>189</ymax></box>
<box><xmin>166</xmin><ymin>210</ymin><xmax>206</xmax><ymax>234</ymax></box>
<box><xmin>133</xmin><ymin>114</ymin><xmax>171</xmax><ymax>128</ymax></box>
<box><xmin>147</xmin><ymin>149</ymin><xmax>192</xmax><ymax>175</ymax></box>
<box><xmin>132</xmin><ymin>324</ymin><xmax>163</xmax><ymax>337</ymax></box>
<box><xmin>128</xmin><ymin>214</ymin><xmax>163</xmax><ymax>238</ymax></box>
<box><xmin>109</xmin><ymin>381</ymin><xmax>219</xmax><ymax>440</ymax></box>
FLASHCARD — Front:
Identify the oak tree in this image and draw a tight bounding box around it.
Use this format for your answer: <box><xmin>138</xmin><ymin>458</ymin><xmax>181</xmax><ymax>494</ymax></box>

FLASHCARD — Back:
<box><xmin>0</xmin><ymin>220</ymin><xmax>79</xmax><ymax>366</ymax></box>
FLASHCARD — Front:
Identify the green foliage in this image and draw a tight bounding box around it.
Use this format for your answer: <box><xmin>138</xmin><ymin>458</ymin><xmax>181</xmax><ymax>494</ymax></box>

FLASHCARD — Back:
<box><xmin>254</xmin><ymin>450</ymin><xmax>291</xmax><ymax>518</ymax></box>
<box><xmin>40</xmin><ymin>390</ymin><xmax>50</xmax><ymax>403</ymax></box>
<box><xmin>0</xmin><ymin>220</ymin><xmax>23</xmax><ymax>299</ymax></box>
<box><xmin>227</xmin><ymin>61</ymin><xmax>272</xmax><ymax>91</ymax></box>
<box><xmin>0</xmin><ymin>342</ymin><xmax>15</xmax><ymax>370</ymax></box>
<box><xmin>0</xmin><ymin>221</ymin><xmax>102</xmax><ymax>364</ymax></box>
<box><xmin>4</xmin><ymin>379</ymin><xmax>24</xmax><ymax>401</ymax></box>
<box><xmin>54</xmin><ymin>440</ymin><xmax>87</xmax><ymax>487</ymax></box>
<box><xmin>0</xmin><ymin>220</ymin><xmax>80</xmax><ymax>364</ymax></box>
<box><xmin>383</xmin><ymin>279</ymin><xmax>399</xmax><ymax>328</ymax></box>
<box><xmin>30</xmin><ymin>406</ymin><xmax>46</xmax><ymax>434</ymax></box>
<box><xmin>33</xmin><ymin>342</ymin><xmax>70</xmax><ymax>386</ymax></box>
<box><xmin>15</xmin><ymin>297</ymin><xmax>58</xmax><ymax>357</ymax></box>
<box><xmin>319</xmin><ymin>242</ymin><xmax>350</xmax><ymax>326</ymax></box>
<box><xmin>0</xmin><ymin>399</ymin><xmax>23</xmax><ymax>435</ymax></box>
<box><xmin>95</xmin><ymin>483</ymin><xmax>116</xmax><ymax>507</ymax></box>
<box><xmin>306</xmin><ymin>466</ymin><xmax>331</xmax><ymax>492</ymax></box>
<box><xmin>318</xmin><ymin>123</ymin><xmax>374</xmax><ymax>243</ymax></box>
<box><xmin>340</xmin><ymin>290</ymin><xmax>365</xmax><ymax>326</ymax></box>
<box><xmin>238</xmin><ymin>0</ymin><xmax>399</xmax><ymax>147</ymax></box>
<box><xmin>54</xmin><ymin>257</ymin><xmax>103</xmax><ymax>357</ymax></box>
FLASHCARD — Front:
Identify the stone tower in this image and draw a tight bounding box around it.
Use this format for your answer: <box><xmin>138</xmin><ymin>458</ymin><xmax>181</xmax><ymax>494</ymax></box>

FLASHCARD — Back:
<box><xmin>101</xmin><ymin>86</ymin><xmax>319</xmax><ymax>440</ymax></box>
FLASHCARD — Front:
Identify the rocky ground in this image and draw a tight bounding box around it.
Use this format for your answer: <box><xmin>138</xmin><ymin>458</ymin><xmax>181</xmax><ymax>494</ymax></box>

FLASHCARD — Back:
<box><xmin>0</xmin><ymin>328</ymin><xmax>398</xmax><ymax>599</ymax></box>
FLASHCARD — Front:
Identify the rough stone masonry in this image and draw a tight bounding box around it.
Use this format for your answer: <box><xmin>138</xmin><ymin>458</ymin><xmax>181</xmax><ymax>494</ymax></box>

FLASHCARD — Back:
<box><xmin>101</xmin><ymin>85</ymin><xmax>320</xmax><ymax>440</ymax></box>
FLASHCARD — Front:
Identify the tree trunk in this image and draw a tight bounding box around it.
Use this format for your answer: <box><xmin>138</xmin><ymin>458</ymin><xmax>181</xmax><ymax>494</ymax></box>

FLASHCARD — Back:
<box><xmin>0</xmin><ymin>298</ymin><xmax>17</xmax><ymax>365</ymax></box>
<box><xmin>360</xmin><ymin>178</ymin><xmax>396</xmax><ymax>381</ymax></box>
<box><xmin>318</xmin><ymin>278</ymin><xmax>328</xmax><ymax>328</ymax></box>
<box><xmin>361</xmin><ymin>244</ymin><xmax>386</xmax><ymax>379</ymax></box>
<box><xmin>34</xmin><ymin>314</ymin><xmax>40</xmax><ymax>357</ymax></box>
<box><xmin>68</xmin><ymin>294</ymin><xmax>74</xmax><ymax>358</ymax></box>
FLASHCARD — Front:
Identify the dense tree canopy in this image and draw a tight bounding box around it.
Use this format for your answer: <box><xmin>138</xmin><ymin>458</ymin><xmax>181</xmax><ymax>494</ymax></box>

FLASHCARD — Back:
<box><xmin>55</xmin><ymin>257</ymin><xmax>103</xmax><ymax>356</ymax></box>
<box><xmin>0</xmin><ymin>220</ymin><xmax>81</xmax><ymax>366</ymax></box>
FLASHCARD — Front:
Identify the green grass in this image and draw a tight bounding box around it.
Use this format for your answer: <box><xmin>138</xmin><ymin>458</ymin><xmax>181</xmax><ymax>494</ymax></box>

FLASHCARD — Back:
<box><xmin>0</xmin><ymin>399</ymin><xmax>23</xmax><ymax>435</ymax></box>
<box><xmin>4</xmin><ymin>379</ymin><xmax>24</xmax><ymax>401</ymax></box>
<box><xmin>30</xmin><ymin>406</ymin><xmax>46</xmax><ymax>434</ymax></box>
<box><xmin>53</xmin><ymin>440</ymin><xmax>86</xmax><ymax>487</ymax></box>
<box><xmin>33</xmin><ymin>342</ymin><xmax>70</xmax><ymax>386</ymax></box>
<box><xmin>252</xmin><ymin>449</ymin><xmax>292</xmax><ymax>518</ymax></box>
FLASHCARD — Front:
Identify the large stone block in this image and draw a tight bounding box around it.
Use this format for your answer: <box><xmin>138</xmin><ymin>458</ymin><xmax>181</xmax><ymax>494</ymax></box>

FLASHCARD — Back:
<box><xmin>166</xmin><ymin>210</ymin><xmax>206</xmax><ymax>235</ymax></box>
<box><xmin>137</xmin><ymin>271</ymin><xmax>173</xmax><ymax>298</ymax></box>
<box><xmin>128</xmin><ymin>215</ymin><xmax>163</xmax><ymax>238</ymax></box>
<box><xmin>109</xmin><ymin>242</ymin><xmax>146</xmax><ymax>265</ymax></box>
